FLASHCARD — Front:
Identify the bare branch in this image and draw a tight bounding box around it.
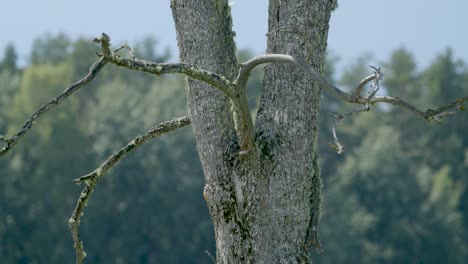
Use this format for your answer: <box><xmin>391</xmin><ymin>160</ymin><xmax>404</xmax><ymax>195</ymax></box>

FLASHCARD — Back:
<box><xmin>235</xmin><ymin>54</ymin><xmax>354</xmax><ymax>102</ymax></box>
<box><xmin>96</xmin><ymin>33</ymin><xmax>259</xmax><ymax>152</ymax></box>
<box><xmin>108</xmin><ymin>55</ymin><xmax>236</xmax><ymax>98</ymax></box>
<box><xmin>205</xmin><ymin>250</ymin><xmax>217</xmax><ymax>264</ymax></box>
<box><xmin>329</xmin><ymin>105</ymin><xmax>370</xmax><ymax>154</ymax></box>
<box><xmin>0</xmin><ymin>58</ymin><xmax>107</xmax><ymax>158</ymax></box>
<box><xmin>235</xmin><ymin>54</ymin><xmax>297</xmax><ymax>89</ymax></box>
<box><xmin>236</xmin><ymin>54</ymin><xmax>466</xmax><ymax>153</ymax></box>
<box><xmin>367</xmin><ymin>66</ymin><xmax>383</xmax><ymax>100</ymax></box>
<box><xmin>0</xmin><ymin>33</ymin><xmax>234</xmax><ymax>158</ymax></box>
<box><xmin>352</xmin><ymin>74</ymin><xmax>376</xmax><ymax>99</ymax></box>
<box><xmin>2</xmin><ymin>34</ymin><xmax>464</xmax><ymax>159</ymax></box>
<box><xmin>232</xmin><ymin>54</ymin><xmax>351</xmax><ymax>152</ymax></box>
<box><xmin>232</xmin><ymin>55</ymin><xmax>301</xmax><ymax>151</ymax></box>
<box><xmin>69</xmin><ymin>116</ymin><xmax>190</xmax><ymax>264</ymax></box>
<box><xmin>233</xmin><ymin>54</ymin><xmax>467</xmax><ymax>121</ymax></box>
<box><xmin>366</xmin><ymin>95</ymin><xmax>468</xmax><ymax>119</ymax></box>
<box><xmin>94</xmin><ymin>33</ymin><xmax>236</xmax><ymax>99</ymax></box>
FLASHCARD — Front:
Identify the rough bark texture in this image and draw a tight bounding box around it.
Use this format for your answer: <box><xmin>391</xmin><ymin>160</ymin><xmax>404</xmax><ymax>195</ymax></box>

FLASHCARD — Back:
<box><xmin>171</xmin><ymin>0</ymin><xmax>335</xmax><ymax>263</ymax></box>
<box><xmin>253</xmin><ymin>0</ymin><xmax>335</xmax><ymax>262</ymax></box>
<box><xmin>170</xmin><ymin>0</ymin><xmax>244</xmax><ymax>262</ymax></box>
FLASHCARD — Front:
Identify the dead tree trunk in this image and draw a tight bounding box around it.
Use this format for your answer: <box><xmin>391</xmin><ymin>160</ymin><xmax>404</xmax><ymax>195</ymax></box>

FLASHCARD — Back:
<box><xmin>171</xmin><ymin>0</ymin><xmax>336</xmax><ymax>263</ymax></box>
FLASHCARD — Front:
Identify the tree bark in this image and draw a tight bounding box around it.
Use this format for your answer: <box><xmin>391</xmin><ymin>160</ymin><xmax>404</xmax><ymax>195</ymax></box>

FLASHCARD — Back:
<box><xmin>170</xmin><ymin>1</ymin><xmax>245</xmax><ymax>262</ymax></box>
<box><xmin>171</xmin><ymin>0</ymin><xmax>335</xmax><ymax>263</ymax></box>
<box><xmin>252</xmin><ymin>0</ymin><xmax>335</xmax><ymax>262</ymax></box>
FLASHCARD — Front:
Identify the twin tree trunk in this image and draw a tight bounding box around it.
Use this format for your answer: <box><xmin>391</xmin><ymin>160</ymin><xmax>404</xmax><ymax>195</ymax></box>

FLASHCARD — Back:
<box><xmin>171</xmin><ymin>0</ymin><xmax>335</xmax><ymax>263</ymax></box>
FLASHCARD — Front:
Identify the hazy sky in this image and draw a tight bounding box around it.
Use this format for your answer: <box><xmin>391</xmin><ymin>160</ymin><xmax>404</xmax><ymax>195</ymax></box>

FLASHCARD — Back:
<box><xmin>1</xmin><ymin>1</ymin><xmax>467</xmax><ymax>71</ymax></box>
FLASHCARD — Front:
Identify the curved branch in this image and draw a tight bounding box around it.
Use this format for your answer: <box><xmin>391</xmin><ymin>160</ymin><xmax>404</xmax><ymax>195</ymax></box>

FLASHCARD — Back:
<box><xmin>329</xmin><ymin>105</ymin><xmax>370</xmax><ymax>154</ymax></box>
<box><xmin>0</xmin><ymin>58</ymin><xmax>107</xmax><ymax>158</ymax></box>
<box><xmin>234</xmin><ymin>54</ymin><xmax>296</xmax><ymax>89</ymax></box>
<box><xmin>232</xmin><ymin>56</ymin><xmax>302</xmax><ymax>151</ymax></box>
<box><xmin>352</xmin><ymin>74</ymin><xmax>376</xmax><ymax>99</ymax></box>
<box><xmin>232</xmin><ymin>54</ymin><xmax>352</xmax><ymax>152</ymax></box>
<box><xmin>234</xmin><ymin>54</ymin><xmax>353</xmax><ymax>101</ymax></box>
<box><xmin>69</xmin><ymin>116</ymin><xmax>190</xmax><ymax>264</ymax></box>
<box><xmin>237</xmin><ymin>54</ymin><xmax>467</xmax><ymax>154</ymax></box>
<box><xmin>234</xmin><ymin>54</ymin><xmax>467</xmax><ymax>122</ymax></box>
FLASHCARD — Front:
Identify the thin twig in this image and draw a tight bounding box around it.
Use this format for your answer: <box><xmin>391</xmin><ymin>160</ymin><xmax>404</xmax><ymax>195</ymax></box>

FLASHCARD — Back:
<box><xmin>0</xmin><ymin>58</ymin><xmax>107</xmax><ymax>158</ymax></box>
<box><xmin>352</xmin><ymin>74</ymin><xmax>376</xmax><ymax>99</ymax></box>
<box><xmin>69</xmin><ymin>116</ymin><xmax>190</xmax><ymax>264</ymax></box>
<box><xmin>205</xmin><ymin>250</ymin><xmax>217</xmax><ymax>264</ymax></box>
<box><xmin>367</xmin><ymin>66</ymin><xmax>383</xmax><ymax>100</ymax></box>
<box><xmin>329</xmin><ymin>105</ymin><xmax>370</xmax><ymax>154</ymax></box>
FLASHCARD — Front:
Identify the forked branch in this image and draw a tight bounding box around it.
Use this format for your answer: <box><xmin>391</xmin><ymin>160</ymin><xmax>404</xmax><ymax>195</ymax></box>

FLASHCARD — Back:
<box><xmin>235</xmin><ymin>54</ymin><xmax>467</xmax><ymax>120</ymax></box>
<box><xmin>234</xmin><ymin>54</ymin><xmax>467</xmax><ymax>153</ymax></box>
<box><xmin>0</xmin><ymin>33</ymin><xmax>237</xmax><ymax>158</ymax></box>
<box><xmin>69</xmin><ymin>116</ymin><xmax>190</xmax><ymax>264</ymax></box>
<box><xmin>3</xmin><ymin>34</ymin><xmax>465</xmax><ymax>157</ymax></box>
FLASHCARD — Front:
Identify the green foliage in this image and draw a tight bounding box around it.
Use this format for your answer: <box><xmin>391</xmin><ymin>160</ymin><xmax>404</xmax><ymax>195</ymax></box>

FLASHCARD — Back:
<box><xmin>83</xmin><ymin>72</ymin><xmax>214</xmax><ymax>263</ymax></box>
<box><xmin>1</xmin><ymin>60</ymin><xmax>96</xmax><ymax>263</ymax></box>
<box><xmin>30</xmin><ymin>33</ymin><xmax>71</xmax><ymax>65</ymax></box>
<box><xmin>0</xmin><ymin>43</ymin><xmax>18</xmax><ymax>73</ymax></box>
<box><xmin>422</xmin><ymin>49</ymin><xmax>466</xmax><ymax>106</ymax></box>
<box><xmin>133</xmin><ymin>36</ymin><xmax>171</xmax><ymax>63</ymax></box>
<box><xmin>69</xmin><ymin>37</ymin><xmax>100</xmax><ymax>80</ymax></box>
<box><xmin>340</xmin><ymin>53</ymin><xmax>375</xmax><ymax>91</ymax></box>
<box><xmin>0</xmin><ymin>71</ymin><xmax>20</xmax><ymax>131</ymax></box>
<box><xmin>383</xmin><ymin>47</ymin><xmax>420</xmax><ymax>101</ymax></box>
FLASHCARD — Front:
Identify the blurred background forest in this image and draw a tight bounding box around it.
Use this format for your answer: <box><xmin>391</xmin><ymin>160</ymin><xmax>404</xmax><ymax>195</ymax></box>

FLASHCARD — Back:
<box><xmin>0</xmin><ymin>33</ymin><xmax>467</xmax><ymax>263</ymax></box>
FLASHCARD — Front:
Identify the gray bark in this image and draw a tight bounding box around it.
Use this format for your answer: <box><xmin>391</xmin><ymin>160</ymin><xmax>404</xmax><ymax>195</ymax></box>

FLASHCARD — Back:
<box><xmin>171</xmin><ymin>0</ymin><xmax>335</xmax><ymax>263</ymax></box>
<box><xmin>254</xmin><ymin>0</ymin><xmax>335</xmax><ymax>261</ymax></box>
<box><xmin>170</xmin><ymin>1</ymin><xmax>245</xmax><ymax>262</ymax></box>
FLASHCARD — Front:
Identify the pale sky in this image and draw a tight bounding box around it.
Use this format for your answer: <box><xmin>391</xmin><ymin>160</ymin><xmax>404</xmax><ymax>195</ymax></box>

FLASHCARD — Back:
<box><xmin>1</xmin><ymin>1</ymin><xmax>467</xmax><ymax>71</ymax></box>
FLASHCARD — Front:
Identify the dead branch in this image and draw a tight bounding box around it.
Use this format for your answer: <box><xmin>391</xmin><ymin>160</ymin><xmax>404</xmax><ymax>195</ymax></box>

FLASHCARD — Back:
<box><xmin>69</xmin><ymin>116</ymin><xmax>190</xmax><ymax>264</ymax></box>
<box><xmin>329</xmin><ymin>105</ymin><xmax>370</xmax><ymax>154</ymax></box>
<box><xmin>235</xmin><ymin>54</ymin><xmax>467</xmax><ymax>121</ymax></box>
<box><xmin>352</xmin><ymin>74</ymin><xmax>377</xmax><ymax>100</ymax></box>
<box><xmin>93</xmin><ymin>33</ymin><xmax>256</xmax><ymax>151</ymax></box>
<box><xmin>232</xmin><ymin>54</ymin><xmax>467</xmax><ymax>153</ymax></box>
<box><xmin>0</xmin><ymin>58</ymin><xmax>107</xmax><ymax>158</ymax></box>
<box><xmin>94</xmin><ymin>33</ymin><xmax>262</xmax><ymax>151</ymax></box>
<box><xmin>94</xmin><ymin>33</ymin><xmax>236</xmax><ymax>99</ymax></box>
<box><xmin>329</xmin><ymin>66</ymin><xmax>382</xmax><ymax>152</ymax></box>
